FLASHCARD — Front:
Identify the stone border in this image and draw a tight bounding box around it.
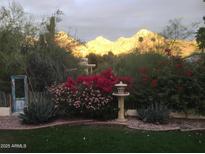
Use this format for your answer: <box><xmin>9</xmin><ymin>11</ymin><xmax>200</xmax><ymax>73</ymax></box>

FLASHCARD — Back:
<box><xmin>180</xmin><ymin>128</ymin><xmax>205</xmax><ymax>132</ymax></box>
<box><xmin>127</xmin><ymin>126</ymin><xmax>181</xmax><ymax>132</ymax></box>
<box><xmin>0</xmin><ymin>118</ymin><xmax>205</xmax><ymax>132</ymax></box>
<box><xmin>0</xmin><ymin>120</ymin><xmax>94</xmax><ymax>131</ymax></box>
<box><xmin>170</xmin><ymin>112</ymin><xmax>205</xmax><ymax>120</ymax></box>
<box><xmin>0</xmin><ymin>119</ymin><xmax>129</xmax><ymax>131</ymax></box>
<box><xmin>126</xmin><ymin>109</ymin><xmax>205</xmax><ymax>120</ymax></box>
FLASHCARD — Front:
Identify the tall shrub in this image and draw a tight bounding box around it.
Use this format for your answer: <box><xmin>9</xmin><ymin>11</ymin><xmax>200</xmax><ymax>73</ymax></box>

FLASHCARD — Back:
<box><xmin>133</xmin><ymin>50</ymin><xmax>205</xmax><ymax>123</ymax></box>
<box><xmin>49</xmin><ymin>68</ymin><xmax>132</xmax><ymax>120</ymax></box>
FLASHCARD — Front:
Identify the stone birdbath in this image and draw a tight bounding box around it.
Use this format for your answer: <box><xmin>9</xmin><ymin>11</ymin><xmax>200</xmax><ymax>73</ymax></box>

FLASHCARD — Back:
<box><xmin>113</xmin><ymin>81</ymin><xmax>130</xmax><ymax>122</ymax></box>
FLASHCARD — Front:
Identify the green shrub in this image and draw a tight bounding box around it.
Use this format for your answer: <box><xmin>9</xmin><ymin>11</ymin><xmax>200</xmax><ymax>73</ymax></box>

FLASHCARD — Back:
<box><xmin>88</xmin><ymin>101</ymin><xmax>118</xmax><ymax>120</ymax></box>
<box><xmin>19</xmin><ymin>92</ymin><xmax>56</xmax><ymax>124</ymax></box>
<box><xmin>137</xmin><ymin>103</ymin><xmax>169</xmax><ymax>124</ymax></box>
<box><xmin>132</xmin><ymin>52</ymin><xmax>205</xmax><ymax>120</ymax></box>
<box><xmin>86</xmin><ymin>52</ymin><xmax>118</xmax><ymax>74</ymax></box>
<box><xmin>191</xmin><ymin>53</ymin><xmax>205</xmax><ymax>115</ymax></box>
<box><xmin>114</xmin><ymin>52</ymin><xmax>168</xmax><ymax>77</ymax></box>
<box><xmin>113</xmin><ymin>52</ymin><xmax>169</xmax><ymax>110</ymax></box>
<box><xmin>26</xmin><ymin>45</ymin><xmax>80</xmax><ymax>92</ymax></box>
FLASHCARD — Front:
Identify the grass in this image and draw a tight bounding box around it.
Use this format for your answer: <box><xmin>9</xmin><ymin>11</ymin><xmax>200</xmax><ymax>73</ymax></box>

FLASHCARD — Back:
<box><xmin>0</xmin><ymin>125</ymin><xmax>205</xmax><ymax>153</ymax></box>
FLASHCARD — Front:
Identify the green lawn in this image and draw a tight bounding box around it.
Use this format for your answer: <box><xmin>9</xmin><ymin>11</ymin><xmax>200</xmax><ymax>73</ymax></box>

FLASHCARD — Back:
<box><xmin>0</xmin><ymin>125</ymin><xmax>205</xmax><ymax>153</ymax></box>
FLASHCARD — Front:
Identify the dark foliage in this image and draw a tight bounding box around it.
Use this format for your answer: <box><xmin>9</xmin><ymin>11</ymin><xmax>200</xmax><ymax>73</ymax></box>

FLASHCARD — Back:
<box><xmin>19</xmin><ymin>92</ymin><xmax>56</xmax><ymax>124</ymax></box>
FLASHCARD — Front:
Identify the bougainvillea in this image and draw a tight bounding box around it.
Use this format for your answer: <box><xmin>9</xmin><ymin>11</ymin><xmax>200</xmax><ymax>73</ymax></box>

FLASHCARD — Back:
<box><xmin>49</xmin><ymin>68</ymin><xmax>132</xmax><ymax>120</ymax></box>
<box><xmin>65</xmin><ymin>77</ymin><xmax>77</xmax><ymax>92</ymax></box>
<box><xmin>76</xmin><ymin>68</ymin><xmax>132</xmax><ymax>93</ymax></box>
<box><xmin>151</xmin><ymin>79</ymin><xmax>158</xmax><ymax>88</ymax></box>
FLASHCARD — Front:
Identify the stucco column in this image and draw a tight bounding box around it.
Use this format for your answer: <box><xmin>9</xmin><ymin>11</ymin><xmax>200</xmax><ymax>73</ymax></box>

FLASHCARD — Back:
<box><xmin>117</xmin><ymin>96</ymin><xmax>126</xmax><ymax>121</ymax></box>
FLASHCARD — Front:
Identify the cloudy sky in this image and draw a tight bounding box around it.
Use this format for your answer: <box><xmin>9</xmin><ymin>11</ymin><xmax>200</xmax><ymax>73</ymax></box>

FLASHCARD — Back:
<box><xmin>0</xmin><ymin>0</ymin><xmax>205</xmax><ymax>41</ymax></box>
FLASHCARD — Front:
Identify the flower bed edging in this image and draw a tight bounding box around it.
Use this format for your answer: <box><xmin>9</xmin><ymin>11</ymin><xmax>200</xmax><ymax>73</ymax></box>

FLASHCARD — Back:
<box><xmin>127</xmin><ymin>126</ymin><xmax>181</xmax><ymax>132</ymax></box>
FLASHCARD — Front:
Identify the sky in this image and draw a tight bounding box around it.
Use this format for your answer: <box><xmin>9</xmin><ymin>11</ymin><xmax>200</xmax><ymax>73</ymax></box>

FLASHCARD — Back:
<box><xmin>0</xmin><ymin>0</ymin><xmax>205</xmax><ymax>41</ymax></box>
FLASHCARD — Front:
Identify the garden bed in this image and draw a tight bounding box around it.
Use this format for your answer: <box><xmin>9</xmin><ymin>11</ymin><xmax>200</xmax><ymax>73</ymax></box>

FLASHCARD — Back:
<box><xmin>127</xmin><ymin>117</ymin><xmax>205</xmax><ymax>131</ymax></box>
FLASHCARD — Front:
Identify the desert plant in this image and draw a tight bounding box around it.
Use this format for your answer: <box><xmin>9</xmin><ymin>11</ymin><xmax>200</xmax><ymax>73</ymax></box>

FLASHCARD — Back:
<box><xmin>19</xmin><ymin>91</ymin><xmax>56</xmax><ymax>124</ymax></box>
<box><xmin>137</xmin><ymin>103</ymin><xmax>169</xmax><ymax>124</ymax></box>
<box><xmin>25</xmin><ymin>13</ymin><xmax>81</xmax><ymax>92</ymax></box>
<box><xmin>0</xmin><ymin>91</ymin><xmax>10</xmax><ymax>107</ymax></box>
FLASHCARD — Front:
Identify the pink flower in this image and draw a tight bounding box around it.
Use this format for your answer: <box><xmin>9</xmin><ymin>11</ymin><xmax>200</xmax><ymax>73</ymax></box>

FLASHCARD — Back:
<box><xmin>184</xmin><ymin>70</ymin><xmax>193</xmax><ymax>77</ymax></box>
<box><xmin>151</xmin><ymin>79</ymin><xmax>158</xmax><ymax>88</ymax></box>
<box><xmin>142</xmin><ymin>75</ymin><xmax>149</xmax><ymax>84</ymax></box>
<box><xmin>65</xmin><ymin>77</ymin><xmax>76</xmax><ymax>92</ymax></box>
<box><xmin>175</xmin><ymin>63</ymin><xmax>183</xmax><ymax>69</ymax></box>
<box><xmin>139</xmin><ymin>67</ymin><xmax>148</xmax><ymax>75</ymax></box>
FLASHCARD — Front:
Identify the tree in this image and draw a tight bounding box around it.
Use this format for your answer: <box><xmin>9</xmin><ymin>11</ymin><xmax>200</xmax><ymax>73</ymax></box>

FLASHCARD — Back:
<box><xmin>27</xmin><ymin>13</ymin><xmax>80</xmax><ymax>91</ymax></box>
<box><xmin>161</xmin><ymin>18</ymin><xmax>199</xmax><ymax>55</ymax></box>
<box><xmin>0</xmin><ymin>2</ymin><xmax>79</xmax><ymax>93</ymax></box>
<box><xmin>196</xmin><ymin>27</ymin><xmax>205</xmax><ymax>52</ymax></box>
<box><xmin>162</xmin><ymin>18</ymin><xmax>199</xmax><ymax>40</ymax></box>
<box><xmin>203</xmin><ymin>0</ymin><xmax>205</xmax><ymax>23</ymax></box>
<box><xmin>0</xmin><ymin>1</ymin><xmax>37</xmax><ymax>54</ymax></box>
<box><xmin>195</xmin><ymin>1</ymin><xmax>205</xmax><ymax>53</ymax></box>
<box><xmin>45</xmin><ymin>16</ymin><xmax>56</xmax><ymax>44</ymax></box>
<box><xmin>0</xmin><ymin>2</ymin><xmax>37</xmax><ymax>93</ymax></box>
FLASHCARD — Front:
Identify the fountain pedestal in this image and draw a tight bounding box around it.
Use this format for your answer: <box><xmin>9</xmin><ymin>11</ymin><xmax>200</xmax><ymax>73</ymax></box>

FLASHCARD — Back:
<box><xmin>113</xmin><ymin>82</ymin><xmax>130</xmax><ymax>122</ymax></box>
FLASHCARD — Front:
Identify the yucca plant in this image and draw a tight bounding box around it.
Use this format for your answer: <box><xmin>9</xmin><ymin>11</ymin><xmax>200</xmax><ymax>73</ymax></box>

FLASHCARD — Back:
<box><xmin>137</xmin><ymin>102</ymin><xmax>169</xmax><ymax>124</ymax></box>
<box><xmin>0</xmin><ymin>91</ymin><xmax>10</xmax><ymax>107</ymax></box>
<box><xmin>19</xmin><ymin>91</ymin><xmax>56</xmax><ymax>124</ymax></box>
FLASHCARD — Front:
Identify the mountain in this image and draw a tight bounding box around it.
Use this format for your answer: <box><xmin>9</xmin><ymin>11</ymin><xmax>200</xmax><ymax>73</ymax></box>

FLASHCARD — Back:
<box><xmin>55</xmin><ymin>29</ymin><xmax>198</xmax><ymax>57</ymax></box>
<box><xmin>86</xmin><ymin>36</ymin><xmax>113</xmax><ymax>55</ymax></box>
<box><xmin>55</xmin><ymin>32</ymin><xmax>87</xmax><ymax>57</ymax></box>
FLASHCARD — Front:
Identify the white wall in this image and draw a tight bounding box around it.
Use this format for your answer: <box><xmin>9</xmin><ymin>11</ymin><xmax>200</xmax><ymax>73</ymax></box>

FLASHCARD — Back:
<box><xmin>0</xmin><ymin>107</ymin><xmax>11</xmax><ymax>116</ymax></box>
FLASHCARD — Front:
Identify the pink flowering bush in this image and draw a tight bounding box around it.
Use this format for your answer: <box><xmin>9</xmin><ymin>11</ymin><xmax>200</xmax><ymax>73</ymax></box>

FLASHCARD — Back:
<box><xmin>48</xmin><ymin>82</ymin><xmax>80</xmax><ymax>116</ymax></box>
<box><xmin>49</xmin><ymin>68</ymin><xmax>132</xmax><ymax>120</ymax></box>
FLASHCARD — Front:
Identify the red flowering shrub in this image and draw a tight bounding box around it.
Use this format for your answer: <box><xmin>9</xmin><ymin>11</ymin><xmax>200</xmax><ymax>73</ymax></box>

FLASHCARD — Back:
<box><xmin>134</xmin><ymin>52</ymin><xmax>205</xmax><ymax>120</ymax></box>
<box><xmin>65</xmin><ymin>77</ymin><xmax>76</xmax><ymax>92</ymax></box>
<box><xmin>76</xmin><ymin>68</ymin><xmax>132</xmax><ymax>93</ymax></box>
<box><xmin>151</xmin><ymin>79</ymin><xmax>158</xmax><ymax>88</ymax></box>
<box><xmin>139</xmin><ymin>67</ymin><xmax>149</xmax><ymax>75</ymax></box>
<box><xmin>49</xmin><ymin>68</ymin><xmax>132</xmax><ymax>120</ymax></box>
<box><xmin>184</xmin><ymin>70</ymin><xmax>193</xmax><ymax>77</ymax></box>
<box><xmin>117</xmin><ymin>76</ymin><xmax>133</xmax><ymax>89</ymax></box>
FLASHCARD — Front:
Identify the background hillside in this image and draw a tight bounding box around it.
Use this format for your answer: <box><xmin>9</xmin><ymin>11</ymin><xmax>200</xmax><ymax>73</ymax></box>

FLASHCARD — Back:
<box><xmin>55</xmin><ymin>29</ymin><xmax>198</xmax><ymax>57</ymax></box>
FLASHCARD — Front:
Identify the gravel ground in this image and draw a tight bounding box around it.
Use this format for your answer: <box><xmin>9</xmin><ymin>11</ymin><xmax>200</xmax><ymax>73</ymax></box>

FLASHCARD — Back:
<box><xmin>127</xmin><ymin>117</ymin><xmax>205</xmax><ymax>131</ymax></box>
<box><xmin>0</xmin><ymin>116</ymin><xmax>205</xmax><ymax>131</ymax></box>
